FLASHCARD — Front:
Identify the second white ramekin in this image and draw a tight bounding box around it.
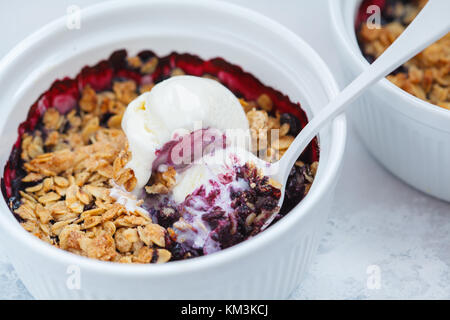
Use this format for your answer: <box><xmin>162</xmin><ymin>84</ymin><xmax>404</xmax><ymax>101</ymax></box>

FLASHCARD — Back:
<box><xmin>329</xmin><ymin>0</ymin><xmax>450</xmax><ymax>202</ymax></box>
<box><xmin>0</xmin><ymin>0</ymin><xmax>346</xmax><ymax>299</ymax></box>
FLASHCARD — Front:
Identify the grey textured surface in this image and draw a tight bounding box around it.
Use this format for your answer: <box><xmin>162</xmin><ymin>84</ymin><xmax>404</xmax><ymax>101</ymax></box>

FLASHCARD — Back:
<box><xmin>0</xmin><ymin>248</ymin><xmax>33</xmax><ymax>299</ymax></box>
<box><xmin>292</xmin><ymin>129</ymin><xmax>450</xmax><ymax>299</ymax></box>
<box><xmin>0</xmin><ymin>0</ymin><xmax>449</xmax><ymax>300</ymax></box>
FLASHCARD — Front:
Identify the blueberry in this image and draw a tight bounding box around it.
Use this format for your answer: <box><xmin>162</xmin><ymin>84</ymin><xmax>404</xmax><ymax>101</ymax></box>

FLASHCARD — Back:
<box><xmin>280</xmin><ymin>113</ymin><xmax>302</xmax><ymax>136</ymax></box>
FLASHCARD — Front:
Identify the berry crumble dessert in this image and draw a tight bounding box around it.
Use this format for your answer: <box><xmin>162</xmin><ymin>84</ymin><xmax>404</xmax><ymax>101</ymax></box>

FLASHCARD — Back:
<box><xmin>1</xmin><ymin>50</ymin><xmax>319</xmax><ymax>264</ymax></box>
<box><xmin>357</xmin><ymin>0</ymin><xmax>449</xmax><ymax>109</ymax></box>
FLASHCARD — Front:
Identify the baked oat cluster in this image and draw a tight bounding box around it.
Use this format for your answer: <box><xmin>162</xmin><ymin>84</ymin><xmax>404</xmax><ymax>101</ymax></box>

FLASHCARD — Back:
<box><xmin>2</xmin><ymin>50</ymin><xmax>318</xmax><ymax>264</ymax></box>
<box><xmin>357</xmin><ymin>0</ymin><xmax>449</xmax><ymax>109</ymax></box>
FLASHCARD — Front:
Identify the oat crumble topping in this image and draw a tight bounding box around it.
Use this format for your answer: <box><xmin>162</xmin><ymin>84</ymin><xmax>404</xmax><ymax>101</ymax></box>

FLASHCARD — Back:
<box><xmin>2</xmin><ymin>50</ymin><xmax>318</xmax><ymax>263</ymax></box>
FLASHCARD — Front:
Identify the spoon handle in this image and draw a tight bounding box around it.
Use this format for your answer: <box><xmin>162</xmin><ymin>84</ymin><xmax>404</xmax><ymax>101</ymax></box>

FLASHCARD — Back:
<box><xmin>278</xmin><ymin>0</ymin><xmax>450</xmax><ymax>180</ymax></box>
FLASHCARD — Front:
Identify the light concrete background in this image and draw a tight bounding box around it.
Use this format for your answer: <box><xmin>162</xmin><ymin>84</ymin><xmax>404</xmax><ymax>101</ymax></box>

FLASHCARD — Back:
<box><xmin>0</xmin><ymin>0</ymin><xmax>449</xmax><ymax>299</ymax></box>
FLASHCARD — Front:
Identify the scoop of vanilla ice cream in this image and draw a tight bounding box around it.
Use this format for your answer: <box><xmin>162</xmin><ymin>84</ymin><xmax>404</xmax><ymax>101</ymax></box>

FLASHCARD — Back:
<box><xmin>122</xmin><ymin>75</ymin><xmax>250</xmax><ymax>190</ymax></box>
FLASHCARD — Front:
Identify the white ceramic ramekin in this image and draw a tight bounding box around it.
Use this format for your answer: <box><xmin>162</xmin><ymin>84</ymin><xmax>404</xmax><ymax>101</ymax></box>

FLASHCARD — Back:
<box><xmin>329</xmin><ymin>0</ymin><xmax>450</xmax><ymax>202</ymax></box>
<box><xmin>0</xmin><ymin>0</ymin><xmax>346</xmax><ymax>299</ymax></box>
